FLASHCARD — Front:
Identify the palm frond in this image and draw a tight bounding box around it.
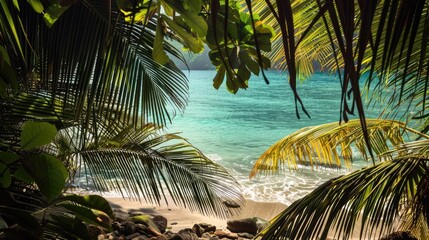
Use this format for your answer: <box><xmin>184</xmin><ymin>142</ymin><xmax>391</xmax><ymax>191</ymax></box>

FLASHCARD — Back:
<box><xmin>258</xmin><ymin>157</ymin><xmax>427</xmax><ymax>240</ymax></box>
<box><xmin>250</xmin><ymin>119</ymin><xmax>428</xmax><ymax>178</ymax></box>
<box><xmin>59</xmin><ymin>123</ymin><xmax>244</xmax><ymax>218</ymax></box>
<box><xmin>0</xmin><ymin>1</ymin><xmax>188</xmax><ymax>127</ymax></box>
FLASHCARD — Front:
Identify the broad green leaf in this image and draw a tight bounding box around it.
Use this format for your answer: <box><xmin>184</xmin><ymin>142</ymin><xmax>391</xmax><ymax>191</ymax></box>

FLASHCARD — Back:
<box><xmin>27</xmin><ymin>0</ymin><xmax>44</xmax><ymax>13</ymax></box>
<box><xmin>23</xmin><ymin>154</ymin><xmax>67</xmax><ymax>202</ymax></box>
<box><xmin>213</xmin><ymin>66</ymin><xmax>226</xmax><ymax>89</ymax></box>
<box><xmin>153</xmin><ymin>17</ymin><xmax>169</xmax><ymax>64</ymax></box>
<box><xmin>226</xmin><ymin>73</ymin><xmax>236</xmax><ymax>93</ymax></box>
<box><xmin>43</xmin><ymin>3</ymin><xmax>69</xmax><ymax>28</ymax></box>
<box><xmin>183</xmin><ymin>0</ymin><xmax>201</xmax><ymax>13</ymax></box>
<box><xmin>0</xmin><ymin>163</ymin><xmax>11</xmax><ymax>188</ymax></box>
<box><xmin>161</xmin><ymin>15</ymin><xmax>204</xmax><ymax>53</ymax></box>
<box><xmin>57</xmin><ymin>194</ymin><xmax>114</xmax><ymax>218</ymax></box>
<box><xmin>20</xmin><ymin>121</ymin><xmax>57</xmax><ymax>150</ymax></box>
<box><xmin>0</xmin><ymin>216</ymin><xmax>8</xmax><ymax>229</ymax></box>
<box><xmin>59</xmin><ymin>203</ymin><xmax>101</xmax><ymax>225</ymax></box>
<box><xmin>14</xmin><ymin>165</ymin><xmax>35</xmax><ymax>183</ymax></box>
<box><xmin>0</xmin><ymin>152</ymin><xmax>19</xmax><ymax>165</ymax></box>
<box><xmin>161</xmin><ymin>0</ymin><xmax>207</xmax><ymax>36</ymax></box>
<box><xmin>48</xmin><ymin>214</ymin><xmax>91</xmax><ymax>239</ymax></box>
<box><xmin>241</xmin><ymin>50</ymin><xmax>259</xmax><ymax>75</ymax></box>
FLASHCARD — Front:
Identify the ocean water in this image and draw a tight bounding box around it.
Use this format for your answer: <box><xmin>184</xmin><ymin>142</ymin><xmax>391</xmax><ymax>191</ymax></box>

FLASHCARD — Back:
<box><xmin>167</xmin><ymin>70</ymin><xmax>377</xmax><ymax>205</ymax></box>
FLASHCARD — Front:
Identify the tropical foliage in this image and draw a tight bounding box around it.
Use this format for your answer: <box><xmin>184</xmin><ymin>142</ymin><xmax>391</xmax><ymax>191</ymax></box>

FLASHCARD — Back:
<box><xmin>0</xmin><ymin>121</ymin><xmax>114</xmax><ymax>239</ymax></box>
<box><xmin>0</xmin><ymin>1</ymin><xmax>247</xmax><ymax>238</ymax></box>
<box><xmin>239</xmin><ymin>0</ymin><xmax>429</xmax><ymax>239</ymax></box>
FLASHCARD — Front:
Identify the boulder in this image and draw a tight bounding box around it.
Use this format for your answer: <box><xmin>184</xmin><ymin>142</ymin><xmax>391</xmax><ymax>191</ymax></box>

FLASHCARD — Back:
<box><xmin>121</xmin><ymin>221</ymin><xmax>137</xmax><ymax>236</ymax></box>
<box><xmin>131</xmin><ymin>215</ymin><xmax>161</xmax><ymax>233</ymax></box>
<box><xmin>237</xmin><ymin>232</ymin><xmax>254</xmax><ymax>239</ymax></box>
<box><xmin>152</xmin><ymin>215</ymin><xmax>168</xmax><ymax>233</ymax></box>
<box><xmin>88</xmin><ymin>224</ymin><xmax>105</xmax><ymax>239</ymax></box>
<box><xmin>125</xmin><ymin>233</ymin><xmax>141</xmax><ymax>240</ymax></box>
<box><xmin>114</xmin><ymin>209</ymin><xmax>131</xmax><ymax>222</ymax></box>
<box><xmin>170</xmin><ymin>228</ymin><xmax>199</xmax><ymax>240</ymax></box>
<box><xmin>226</xmin><ymin>217</ymin><xmax>267</xmax><ymax>235</ymax></box>
<box><xmin>213</xmin><ymin>230</ymin><xmax>229</xmax><ymax>238</ymax></box>
<box><xmin>192</xmin><ymin>224</ymin><xmax>204</xmax><ymax>237</ymax></box>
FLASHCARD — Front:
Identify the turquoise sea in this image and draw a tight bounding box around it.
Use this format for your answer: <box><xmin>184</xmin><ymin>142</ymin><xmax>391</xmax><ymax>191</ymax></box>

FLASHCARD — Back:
<box><xmin>167</xmin><ymin>70</ymin><xmax>377</xmax><ymax>205</ymax></box>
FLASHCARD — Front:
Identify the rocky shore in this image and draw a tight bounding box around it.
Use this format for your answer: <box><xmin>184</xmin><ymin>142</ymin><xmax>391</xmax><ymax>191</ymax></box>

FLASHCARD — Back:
<box><xmin>99</xmin><ymin>198</ymin><xmax>288</xmax><ymax>240</ymax></box>
<box><xmin>94</xmin><ymin>208</ymin><xmax>268</xmax><ymax>240</ymax></box>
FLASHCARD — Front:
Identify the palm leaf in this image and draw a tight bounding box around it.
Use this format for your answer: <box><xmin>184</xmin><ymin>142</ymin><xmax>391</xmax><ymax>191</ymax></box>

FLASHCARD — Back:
<box><xmin>258</xmin><ymin>157</ymin><xmax>427</xmax><ymax>240</ymax></box>
<box><xmin>0</xmin><ymin>1</ymin><xmax>188</xmax><ymax>128</ymax></box>
<box><xmin>250</xmin><ymin>119</ymin><xmax>428</xmax><ymax>178</ymax></box>
<box><xmin>58</xmin><ymin>123</ymin><xmax>244</xmax><ymax>218</ymax></box>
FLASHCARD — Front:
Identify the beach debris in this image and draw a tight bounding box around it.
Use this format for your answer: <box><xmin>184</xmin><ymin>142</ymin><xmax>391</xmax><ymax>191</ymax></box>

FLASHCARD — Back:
<box><xmin>222</xmin><ymin>200</ymin><xmax>241</xmax><ymax>208</ymax></box>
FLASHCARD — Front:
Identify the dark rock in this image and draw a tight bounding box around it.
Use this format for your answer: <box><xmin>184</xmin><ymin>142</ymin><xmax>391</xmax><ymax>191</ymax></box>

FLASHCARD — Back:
<box><xmin>201</xmin><ymin>232</ymin><xmax>212</xmax><ymax>239</ymax></box>
<box><xmin>199</xmin><ymin>223</ymin><xmax>210</xmax><ymax>228</ymax></box>
<box><xmin>192</xmin><ymin>224</ymin><xmax>204</xmax><ymax>237</ymax></box>
<box><xmin>144</xmin><ymin>226</ymin><xmax>163</xmax><ymax>237</ymax></box>
<box><xmin>227</xmin><ymin>218</ymin><xmax>265</xmax><ymax>234</ymax></box>
<box><xmin>121</xmin><ymin>221</ymin><xmax>137</xmax><ymax>236</ymax></box>
<box><xmin>153</xmin><ymin>215</ymin><xmax>168</xmax><ymax>233</ymax></box>
<box><xmin>135</xmin><ymin>223</ymin><xmax>147</xmax><ymax>233</ymax></box>
<box><xmin>381</xmin><ymin>231</ymin><xmax>418</xmax><ymax>240</ymax></box>
<box><xmin>132</xmin><ymin>236</ymin><xmax>149</xmax><ymax>240</ymax></box>
<box><xmin>163</xmin><ymin>231</ymin><xmax>175</xmax><ymax>239</ymax></box>
<box><xmin>153</xmin><ymin>236</ymin><xmax>168</xmax><ymax>240</ymax></box>
<box><xmin>223</xmin><ymin>233</ymin><xmax>238</xmax><ymax>239</ymax></box>
<box><xmin>132</xmin><ymin>215</ymin><xmax>161</xmax><ymax>233</ymax></box>
<box><xmin>203</xmin><ymin>225</ymin><xmax>216</xmax><ymax>233</ymax></box>
<box><xmin>112</xmin><ymin>221</ymin><xmax>122</xmax><ymax>231</ymax></box>
<box><xmin>214</xmin><ymin>230</ymin><xmax>229</xmax><ymax>238</ymax></box>
<box><xmin>88</xmin><ymin>224</ymin><xmax>105</xmax><ymax>239</ymax></box>
<box><xmin>237</xmin><ymin>232</ymin><xmax>254</xmax><ymax>239</ymax></box>
<box><xmin>170</xmin><ymin>228</ymin><xmax>199</xmax><ymax>240</ymax></box>
<box><xmin>107</xmin><ymin>232</ymin><xmax>120</xmax><ymax>240</ymax></box>
<box><xmin>114</xmin><ymin>209</ymin><xmax>131</xmax><ymax>222</ymax></box>
<box><xmin>126</xmin><ymin>233</ymin><xmax>142</xmax><ymax>240</ymax></box>
<box><xmin>170</xmin><ymin>222</ymin><xmax>178</xmax><ymax>225</ymax></box>
<box><xmin>130</xmin><ymin>211</ymin><xmax>146</xmax><ymax>216</ymax></box>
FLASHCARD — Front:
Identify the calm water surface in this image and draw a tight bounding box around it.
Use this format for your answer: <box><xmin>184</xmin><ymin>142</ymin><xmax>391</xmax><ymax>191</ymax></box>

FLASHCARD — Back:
<box><xmin>167</xmin><ymin>70</ymin><xmax>378</xmax><ymax>205</ymax></box>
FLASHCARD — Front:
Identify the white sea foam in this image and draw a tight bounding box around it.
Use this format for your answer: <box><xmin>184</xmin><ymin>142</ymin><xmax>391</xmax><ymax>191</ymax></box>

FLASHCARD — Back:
<box><xmin>205</xmin><ymin>153</ymin><xmax>223</xmax><ymax>162</ymax></box>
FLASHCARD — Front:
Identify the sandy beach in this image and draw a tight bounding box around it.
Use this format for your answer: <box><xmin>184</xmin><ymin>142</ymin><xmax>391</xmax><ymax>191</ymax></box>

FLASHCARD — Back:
<box><xmin>107</xmin><ymin>197</ymin><xmax>288</xmax><ymax>233</ymax></box>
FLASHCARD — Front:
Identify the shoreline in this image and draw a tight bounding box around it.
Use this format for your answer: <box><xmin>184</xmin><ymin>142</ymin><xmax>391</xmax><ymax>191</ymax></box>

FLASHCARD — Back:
<box><xmin>106</xmin><ymin>197</ymin><xmax>288</xmax><ymax>232</ymax></box>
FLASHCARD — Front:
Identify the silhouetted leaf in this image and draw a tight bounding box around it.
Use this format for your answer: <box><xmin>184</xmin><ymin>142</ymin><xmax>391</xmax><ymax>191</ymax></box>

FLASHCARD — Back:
<box><xmin>23</xmin><ymin>153</ymin><xmax>67</xmax><ymax>202</ymax></box>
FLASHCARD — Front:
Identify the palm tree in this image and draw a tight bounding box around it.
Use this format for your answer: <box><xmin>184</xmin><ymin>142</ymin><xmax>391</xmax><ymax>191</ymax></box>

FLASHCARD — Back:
<box><xmin>238</xmin><ymin>0</ymin><xmax>429</xmax><ymax>239</ymax></box>
<box><xmin>0</xmin><ymin>0</ymin><xmax>243</xmax><ymax>222</ymax></box>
